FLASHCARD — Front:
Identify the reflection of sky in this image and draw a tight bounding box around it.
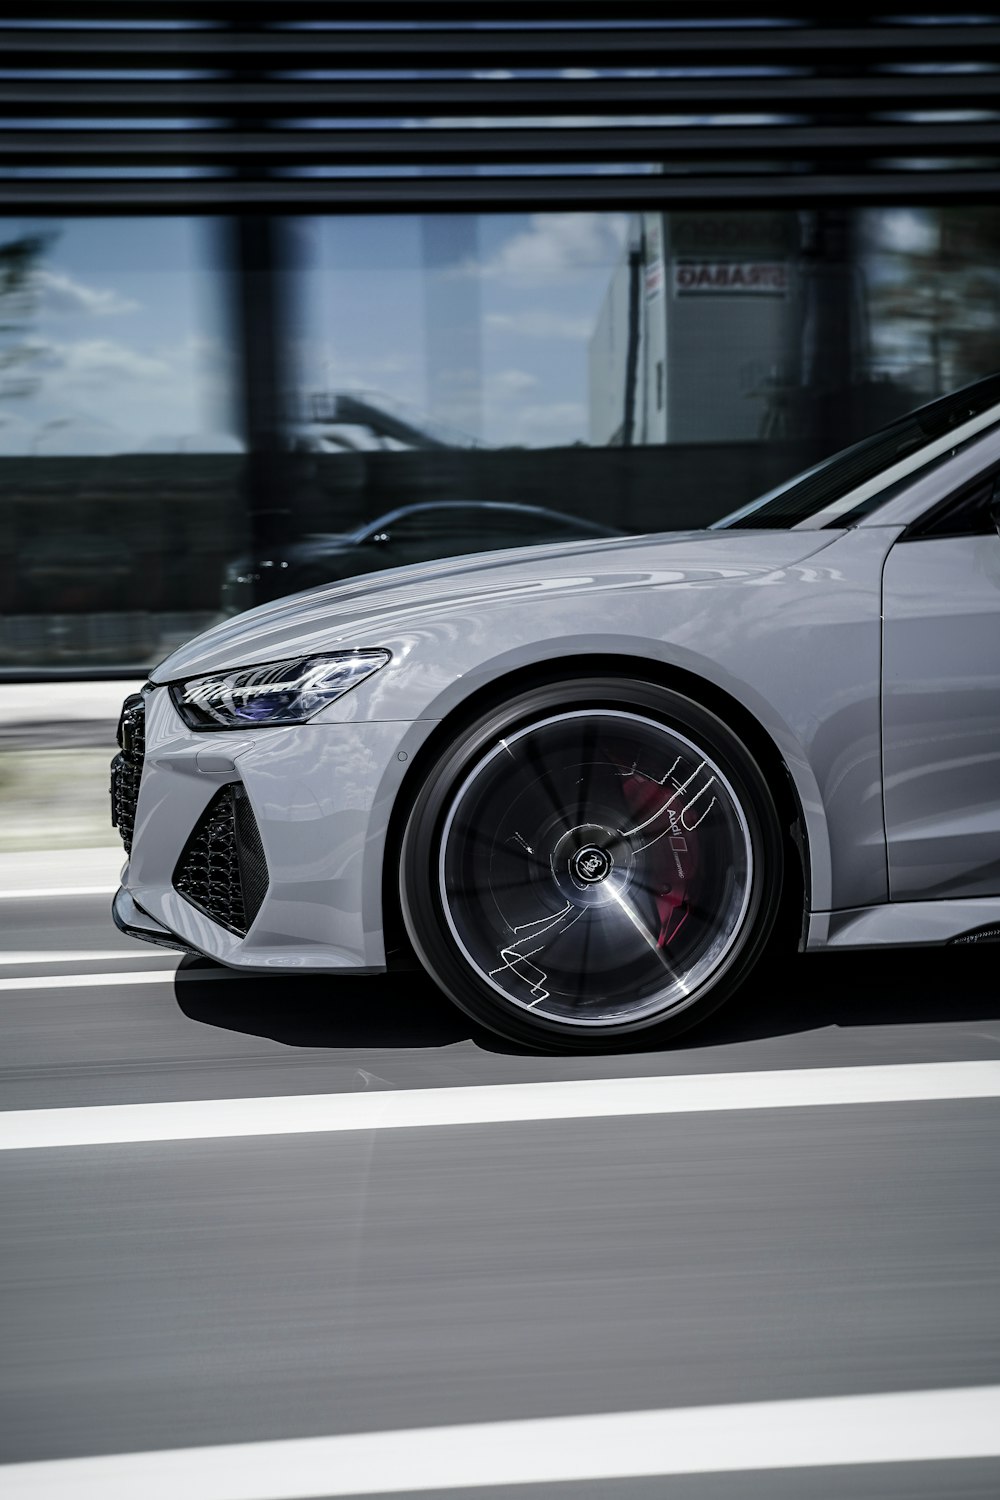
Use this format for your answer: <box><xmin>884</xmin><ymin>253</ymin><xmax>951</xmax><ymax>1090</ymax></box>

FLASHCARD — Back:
<box><xmin>0</xmin><ymin>211</ymin><xmax>627</xmax><ymax>455</ymax></box>
<box><xmin>4</xmin><ymin>205</ymin><xmax>984</xmax><ymax>457</ymax></box>
<box><xmin>295</xmin><ymin>212</ymin><xmax>627</xmax><ymax>449</ymax></box>
<box><xmin>0</xmin><ymin>216</ymin><xmax>236</xmax><ymax>455</ymax></box>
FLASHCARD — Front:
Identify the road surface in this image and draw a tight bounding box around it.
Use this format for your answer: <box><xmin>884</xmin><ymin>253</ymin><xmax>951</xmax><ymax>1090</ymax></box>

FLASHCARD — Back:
<box><xmin>2</xmin><ymin>885</ymin><xmax>999</xmax><ymax>1497</ymax></box>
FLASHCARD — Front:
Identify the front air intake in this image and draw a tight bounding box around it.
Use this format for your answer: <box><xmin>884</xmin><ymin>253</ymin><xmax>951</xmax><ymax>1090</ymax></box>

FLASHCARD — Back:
<box><xmin>110</xmin><ymin>693</ymin><xmax>146</xmax><ymax>855</ymax></box>
<box><xmin>172</xmin><ymin>783</ymin><xmax>268</xmax><ymax>936</ymax></box>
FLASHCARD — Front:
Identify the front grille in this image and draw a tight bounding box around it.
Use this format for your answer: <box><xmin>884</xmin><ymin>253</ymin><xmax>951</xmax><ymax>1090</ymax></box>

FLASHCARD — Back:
<box><xmin>110</xmin><ymin>692</ymin><xmax>146</xmax><ymax>854</ymax></box>
<box><xmin>173</xmin><ymin>782</ymin><xmax>269</xmax><ymax>937</ymax></box>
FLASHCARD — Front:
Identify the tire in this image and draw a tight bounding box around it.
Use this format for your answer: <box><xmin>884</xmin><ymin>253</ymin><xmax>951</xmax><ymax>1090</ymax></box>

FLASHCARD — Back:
<box><xmin>399</xmin><ymin>677</ymin><xmax>785</xmax><ymax>1052</ymax></box>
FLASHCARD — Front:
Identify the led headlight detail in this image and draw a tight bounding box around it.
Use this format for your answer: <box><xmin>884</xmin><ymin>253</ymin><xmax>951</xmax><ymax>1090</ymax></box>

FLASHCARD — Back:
<box><xmin>170</xmin><ymin>651</ymin><xmax>391</xmax><ymax>729</ymax></box>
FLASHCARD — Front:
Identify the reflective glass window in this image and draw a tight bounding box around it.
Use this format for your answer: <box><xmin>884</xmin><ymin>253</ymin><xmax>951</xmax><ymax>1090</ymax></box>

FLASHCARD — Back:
<box><xmin>7</xmin><ymin>205</ymin><xmax>1000</xmax><ymax>667</ymax></box>
<box><xmin>0</xmin><ymin>217</ymin><xmax>242</xmax><ymax>671</ymax></box>
<box><xmin>278</xmin><ymin>207</ymin><xmax>1000</xmax><ymax>586</ymax></box>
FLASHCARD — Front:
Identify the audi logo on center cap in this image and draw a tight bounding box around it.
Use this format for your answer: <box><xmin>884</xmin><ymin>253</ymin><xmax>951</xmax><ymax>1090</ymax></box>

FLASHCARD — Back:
<box><xmin>572</xmin><ymin>845</ymin><xmax>613</xmax><ymax>884</ymax></box>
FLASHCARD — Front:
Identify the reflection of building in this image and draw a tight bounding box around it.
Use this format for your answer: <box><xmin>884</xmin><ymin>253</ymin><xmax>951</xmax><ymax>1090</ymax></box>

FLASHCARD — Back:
<box><xmin>305</xmin><ymin>392</ymin><xmax>479</xmax><ymax>453</ymax></box>
<box><xmin>590</xmin><ymin>212</ymin><xmax>802</xmax><ymax>446</ymax></box>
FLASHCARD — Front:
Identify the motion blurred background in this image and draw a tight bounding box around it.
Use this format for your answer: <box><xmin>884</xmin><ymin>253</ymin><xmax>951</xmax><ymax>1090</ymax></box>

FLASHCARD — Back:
<box><xmin>3</xmin><ymin>3</ymin><xmax>1000</xmax><ymax>855</ymax></box>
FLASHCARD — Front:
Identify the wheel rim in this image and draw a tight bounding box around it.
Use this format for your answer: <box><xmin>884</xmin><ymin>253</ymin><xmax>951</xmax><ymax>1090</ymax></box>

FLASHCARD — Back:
<box><xmin>438</xmin><ymin>709</ymin><xmax>754</xmax><ymax>1028</ymax></box>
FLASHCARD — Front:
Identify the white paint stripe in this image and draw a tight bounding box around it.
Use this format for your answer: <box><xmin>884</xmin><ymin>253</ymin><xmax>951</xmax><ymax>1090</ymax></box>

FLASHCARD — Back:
<box><xmin>2</xmin><ymin>1060</ymin><xmax>998</xmax><ymax>1152</ymax></box>
<box><xmin>3</xmin><ymin>1385</ymin><xmax>1000</xmax><ymax>1498</ymax></box>
<box><xmin>0</xmin><ymin>886</ymin><xmax>115</xmax><ymax>900</ymax></box>
<box><xmin>0</xmin><ymin>951</ymin><xmax>176</xmax><ymax>967</ymax></box>
<box><xmin>0</xmin><ymin>968</ymin><xmax>184</xmax><ymax>994</ymax></box>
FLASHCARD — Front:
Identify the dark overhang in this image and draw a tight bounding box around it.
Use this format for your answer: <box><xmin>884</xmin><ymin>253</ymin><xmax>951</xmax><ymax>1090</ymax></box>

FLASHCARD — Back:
<box><xmin>2</xmin><ymin>3</ymin><xmax>1000</xmax><ymax>211</ymax></box>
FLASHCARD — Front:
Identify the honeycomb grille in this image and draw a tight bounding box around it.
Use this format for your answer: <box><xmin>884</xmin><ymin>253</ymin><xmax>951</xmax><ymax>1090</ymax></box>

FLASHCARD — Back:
<box><xmin>110</xmin><ymin>693</ymin><xmax>146</xmax><ymax>854</ymax></box>
<box><xmin>172</xmin><ymin>783</ymin><xmax>269</xmax><ymax>936</ymax></box>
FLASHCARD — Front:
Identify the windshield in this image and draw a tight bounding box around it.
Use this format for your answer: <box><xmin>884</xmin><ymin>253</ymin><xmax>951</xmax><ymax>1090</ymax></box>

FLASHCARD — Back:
<box><xmin>714</xmin><ymin>371</ymin><xmax>1000</xmax><ymax>530</ymax></box>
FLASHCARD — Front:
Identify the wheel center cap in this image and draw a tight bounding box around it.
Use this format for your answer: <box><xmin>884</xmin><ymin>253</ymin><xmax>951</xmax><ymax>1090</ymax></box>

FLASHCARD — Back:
<box><xmin>570</xmin><ymin>844</ymin><xmax>613</xmax><ymax>885</ymax></box>
<box><xmin>550</xmin><ymin>825</ymin><xmax>626</xmax><ymax>907</ymax></box>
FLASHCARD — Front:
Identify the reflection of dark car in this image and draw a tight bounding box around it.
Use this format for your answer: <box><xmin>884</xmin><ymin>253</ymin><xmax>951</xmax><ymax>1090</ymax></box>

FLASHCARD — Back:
<box><xmin>220</xmin><ymin>500</ymin><xmax>623</xmax><ymax>614</ymax></box>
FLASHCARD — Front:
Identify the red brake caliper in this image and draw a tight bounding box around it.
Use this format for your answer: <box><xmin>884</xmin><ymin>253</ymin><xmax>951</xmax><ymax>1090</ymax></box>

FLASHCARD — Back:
<box><xmin>615</xmin><ymin>761</ymin><xmax>698</xmax><ymax>950</ymax></box>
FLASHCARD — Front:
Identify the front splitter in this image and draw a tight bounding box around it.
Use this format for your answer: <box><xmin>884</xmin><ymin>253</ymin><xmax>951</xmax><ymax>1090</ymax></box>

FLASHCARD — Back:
<box><xmin>112</xmin><ymin>886</ymin><xmax>196</xmax><ymax>955</ymax></box>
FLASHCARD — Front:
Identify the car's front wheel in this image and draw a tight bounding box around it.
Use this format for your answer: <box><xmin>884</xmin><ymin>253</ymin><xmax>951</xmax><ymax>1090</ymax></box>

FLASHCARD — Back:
<box><xmin>399</xmin><ymin>678</ymin><xmax>785</xmax><ymax>1051</ymax></box>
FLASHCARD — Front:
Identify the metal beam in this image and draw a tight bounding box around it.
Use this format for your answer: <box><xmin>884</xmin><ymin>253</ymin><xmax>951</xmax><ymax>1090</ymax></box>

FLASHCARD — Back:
<box><xmin>8</xmin><ymin>0</ymin><xmax>1000</xmax><ymax>20</ymax></box>
<box><xmin>3</xmin><ymin>123</ymin><xmax>1000</xmax><ymax>165</ymax></box>
<box><xmin>2</xmin><ymin>72</ymin><xmax>1000</xmax><ymax>119</ymax></box>
<box><xmin>3</xmin><ymin>24</ymin><xmax>1000</xmax><ymax>63</ymax></box>
<box><xmin>4</xmin><ymin>170</ymin><xmax>1000</xmax><ymax>213</ymax></box>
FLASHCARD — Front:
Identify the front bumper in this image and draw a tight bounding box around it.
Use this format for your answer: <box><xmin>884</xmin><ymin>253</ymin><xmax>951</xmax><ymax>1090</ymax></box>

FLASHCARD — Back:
<box><xmin>112</xmin><ymin>885</ymin><xmax>195</xmax><ymax>954</ymax></box>
<box><xmin>116</xmin><ymin>684</ymin><xmax>434</xmax><ymax>973</ymax></box>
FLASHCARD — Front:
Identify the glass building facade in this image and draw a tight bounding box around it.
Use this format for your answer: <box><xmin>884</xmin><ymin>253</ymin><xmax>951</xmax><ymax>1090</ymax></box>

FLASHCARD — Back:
<box><xmin>4</xmin><ymin>8</ymin><xmax>1000</xmax><ymax>673</ymax></box>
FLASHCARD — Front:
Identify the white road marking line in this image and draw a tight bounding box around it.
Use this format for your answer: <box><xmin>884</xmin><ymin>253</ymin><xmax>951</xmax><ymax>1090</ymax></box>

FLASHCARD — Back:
<box><xmin>0</xmin><ymin>968</ymin><xmax>186</xmax><ymax>994</ymax></box>
<box><xmin>0</xmin><ymin>951</ymin><xmax>176</xmax><ymax>968</ymax></box>
<box><xmin>3</xmin><ymin>1385</ymin><xmax>1000</xmax><ymax>1498</ymax></box>
<box><xmin>1</xmin><ymin>1060</ymin><xmax>998</xmax><ymax>1151</ymax></box>
<box><xmin>0</xmin><ymin>886</ymin><xmax>115</xmax><ymax>901</ymax></box>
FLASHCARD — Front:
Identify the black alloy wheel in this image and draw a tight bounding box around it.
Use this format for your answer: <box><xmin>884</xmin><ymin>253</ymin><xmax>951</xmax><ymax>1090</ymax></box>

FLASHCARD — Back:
<box><xmin>400</xmin><ymin>678</ymin><xmax>785</xmax><ymax>1052</ymax></box>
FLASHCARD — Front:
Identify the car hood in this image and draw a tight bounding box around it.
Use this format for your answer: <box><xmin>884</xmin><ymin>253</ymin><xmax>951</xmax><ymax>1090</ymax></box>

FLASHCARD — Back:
<box><xmin>152</xmin><ymin>528</ymin><xmax>836</xmax><ymax>682</ymax></box>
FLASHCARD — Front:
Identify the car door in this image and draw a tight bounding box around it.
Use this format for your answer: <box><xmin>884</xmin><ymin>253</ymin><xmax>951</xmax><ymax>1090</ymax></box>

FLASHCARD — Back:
<box><xmin>881</xmin><ymin>467</ymin><xmax>1000</xmax><ymax>900</ymax></box>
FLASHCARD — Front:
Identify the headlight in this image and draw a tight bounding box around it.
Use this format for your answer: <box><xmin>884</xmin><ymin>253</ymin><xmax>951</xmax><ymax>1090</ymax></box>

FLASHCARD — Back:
<box><xmin>169</xmin><ymin>651</ymin><xmax>390</xmax><ymax>730</ymax></box>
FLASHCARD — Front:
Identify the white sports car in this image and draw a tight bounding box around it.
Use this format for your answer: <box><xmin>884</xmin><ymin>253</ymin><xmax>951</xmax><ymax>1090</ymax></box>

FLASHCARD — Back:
<box><xmin>113</xmin><ymin>374</ymin><xmax>1000</xmax><ymax>1051</ymax></box>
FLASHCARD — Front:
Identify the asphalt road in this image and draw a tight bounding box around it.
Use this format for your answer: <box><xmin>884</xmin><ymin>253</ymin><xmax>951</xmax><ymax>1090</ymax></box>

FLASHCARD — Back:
<box><xmin>2</xmin><ymin>889</ymin><xmax>1000</xmax><ymax>1498</ymax></box>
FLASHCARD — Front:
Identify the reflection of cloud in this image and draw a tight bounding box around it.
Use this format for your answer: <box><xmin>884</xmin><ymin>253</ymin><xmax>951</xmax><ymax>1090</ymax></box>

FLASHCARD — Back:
<box><xmin>36</xmin><ymin>337</ymin><xmax>171</xmax><ymax>383</ymax></box>
<box><xmin>491</xmin><ymin>368</ymin><xmax>539</xmax><ymax>395</ymax></box>
<box><xmin>473</xmin><ymin>213</ymin><xmax>629</xmax><ymax>285</ymax></box>
<box><xmin>307</xmin><ymin>347</ymin><xmax>419</xmax><ymax>390</ymax></box>
<box><xmin>861</xmin><ymin>209</ymin><xmax>937</xmax><ymax>256</ymax></box>
<box><xmin>489</xmin><ymin>399</ymin><xmax>587</xmax><ymax>448</ymax></box>
<box><xmin>487</xmin><ymin>309</ymin><xmax>595</xmax><ymax>341</ymax></box>
<box><xmin>0</xmin><ymin>409</ymin><xmax>35</xmax><ymax>454</ymax></box>
<box><xmin>37</xmin><ymin>268</ymin><xmax>139</xmax><ymax>318</ymax></box>
<box><xmin>24</xmin><ymin>417</ymin><xmax>125</xmax><ymax>456</ymax></box>
<box><xmin>517</xmin><ymin>400</ymin><xmax>586</xmax><ymax>432</ymax></box>
<box><xmin>433</xmin><ymin>364</ymin><xmax>479</xmax><ymax>391</ymax></box>
<box><xmin>331</xmin><ymin>352</ymin><xmax>415</xmax><ymax>381</ymax></box>
<box><xmin>0</xmin><ymin>331</ymin><xmax>242</xmax><ymax>455</ymax></box>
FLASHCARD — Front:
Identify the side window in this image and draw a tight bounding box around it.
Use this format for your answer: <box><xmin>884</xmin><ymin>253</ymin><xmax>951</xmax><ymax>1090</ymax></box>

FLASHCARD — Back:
<box><xmin>906</xmin><ymin>468</ymin><xmax>999</xmax><ymax>541</ymax></box>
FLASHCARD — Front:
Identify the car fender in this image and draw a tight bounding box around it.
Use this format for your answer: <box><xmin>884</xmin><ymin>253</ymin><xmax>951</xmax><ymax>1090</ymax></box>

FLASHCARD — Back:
<box><xmin>344</xmin><ymin>527</ymin><xmax>900</xmax><ymax>918</ymax></box>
